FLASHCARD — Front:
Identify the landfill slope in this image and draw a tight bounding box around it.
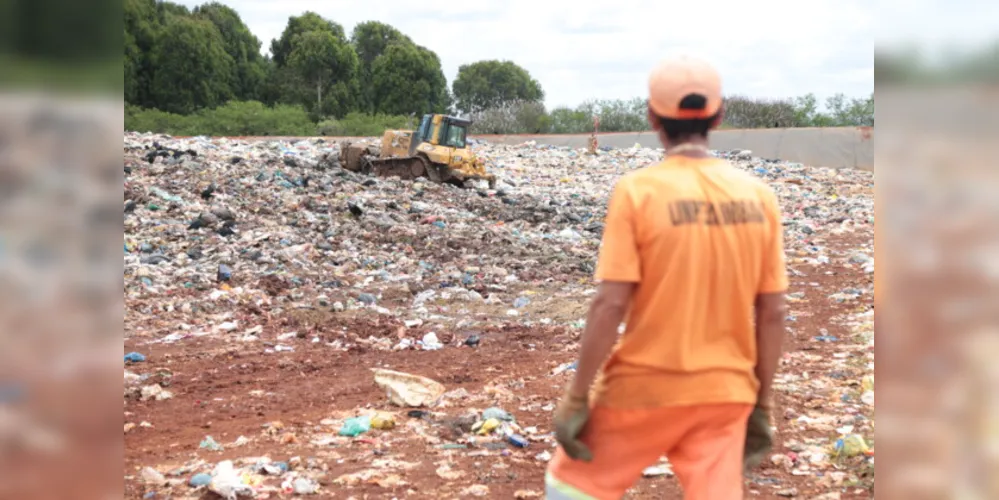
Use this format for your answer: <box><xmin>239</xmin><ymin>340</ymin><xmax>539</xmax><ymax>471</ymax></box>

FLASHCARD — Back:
<box><xmin>124</xmin><ymin>135</ymin><xmax>875</xmax><ymax>499</ymax></box>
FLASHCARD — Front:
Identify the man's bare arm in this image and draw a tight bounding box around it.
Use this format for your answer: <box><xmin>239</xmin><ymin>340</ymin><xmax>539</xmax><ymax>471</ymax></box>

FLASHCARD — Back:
<box><xmin>568</xmin><ymin>282</ymin><xmax>636</xmax><ymax>399</ymax></box>
<box><xmin>754</xmin><ymin>292</ymin><xmax>786</xmax><ymax>408</ymax></box>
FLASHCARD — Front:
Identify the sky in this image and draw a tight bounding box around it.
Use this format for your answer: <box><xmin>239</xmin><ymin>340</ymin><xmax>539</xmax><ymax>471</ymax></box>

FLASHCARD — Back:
<box><xmin>175</xmin><ymin>0</ymin><xmax>877</xmax><ymax>109</ymax></box>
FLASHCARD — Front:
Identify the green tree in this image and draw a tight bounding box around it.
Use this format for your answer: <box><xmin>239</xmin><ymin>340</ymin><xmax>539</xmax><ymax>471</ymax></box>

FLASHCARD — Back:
<box><xmin>287</xmin><ymin>29</ymin><xmax>357</xmax><ymax>117</ymax></box>
<box><xmin>844</xmin><ymin>93</ymin><xmax>874</xmax><ymax>126</ymax></box>
<box><xmin>815</xmin><ymin>93</ymin><xmax>874</xmax><ymax>127</ymax></box>
<box><xmin>549</xmin><ymin>107</ymin><xmax>591</xmax><ymax>134</ymax></box>
<box><xmin>791</xmin><ymin>93</ymin><xmax>819</xmax><ymax>127</ymax></box>
<box><xmin>156</xmin><ymin>1</ymin><xmax>190</xmax><ymax>22</ymax></box>
<box><xmin>723</xmin><ymin>95</ymin><xmax>797</xmax><ymax>128</ymax></box>
<box><xmin>259</xmin><ymin>56</ymin><xmax>285</xmax><ymax>105</ymax></box>
<box><xmin>452</xmin><ymin>60</ymin><xmax>544</xmax><ymax>113</ymax></box>
<box><xmin>581</xmin><ymin>98</ymin><xmax>647</xmax><ymax>132</ymax></box>
<box><xmin>124</xmin><ymin>0</ymin><xmax>160</xmax><ymax>106</ymax></box>
<box><xmin>149</xmin><ymin>15</ymin><xmax>235</xmax><ymax>114</ymax></box>
<box><xmin>270</xmin><ymin>12</ymin><xmax>345</xmax><ymax>67</ymax></box>
<box><xmin>193</xmin><ymin>2</ymin><xmax>267</xmax><ymax>101</ymax></box>
<box><xmin>371</xmin><ymin>42</ymin><xmax>448</xmax><ymax>116</ymax></box>
<box><xmin>350</xmin><ymin>21</ymin><xmax>412</xmax><ymax>112</ymax></box>
<box><xmin>125</xmin><ymin>30</ymin><xmax>141</xmax><ymax>103</ymax></box>
<box><xmin>351</xmin><ymin>21</ymin><xmax>410</xmax><ymax>67</ymax></box>
<box><xmin>824</xmin><ymin>93</ymin><xmax>849</xmax><ymax>125</ymax></box>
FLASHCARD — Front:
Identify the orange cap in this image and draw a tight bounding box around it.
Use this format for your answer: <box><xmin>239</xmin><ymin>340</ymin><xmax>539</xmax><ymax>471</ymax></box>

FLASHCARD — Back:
<box><xmin>648</xmin><ymin>55</ymin><xmax>723</xmax><ymax>120</ymax></box>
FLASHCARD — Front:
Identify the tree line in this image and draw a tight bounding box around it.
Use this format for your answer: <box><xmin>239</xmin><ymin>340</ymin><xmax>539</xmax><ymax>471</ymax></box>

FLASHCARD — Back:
<box><xmin>125</xmin><ymin>0</ymin><xmax>874</xmax><ymax>136</ymax></box>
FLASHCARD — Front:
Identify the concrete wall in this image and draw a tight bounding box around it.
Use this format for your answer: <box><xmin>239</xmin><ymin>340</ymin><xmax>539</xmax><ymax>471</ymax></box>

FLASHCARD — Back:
<box><xmin>473</xmin><ymin>126</ymin><xmax>874</xmax><ymax>171</ymax></box>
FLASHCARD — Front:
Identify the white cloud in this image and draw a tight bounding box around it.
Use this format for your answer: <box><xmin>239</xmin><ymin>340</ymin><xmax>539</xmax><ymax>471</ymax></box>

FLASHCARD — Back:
<box><xmin>174</xmin><ymin>0</ymin><xmax>873</xmax><ymax>108</ymax></box>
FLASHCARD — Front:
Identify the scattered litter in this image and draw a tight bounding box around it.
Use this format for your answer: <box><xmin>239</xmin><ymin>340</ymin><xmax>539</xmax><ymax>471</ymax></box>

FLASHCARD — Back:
<box><xmin>124</xmin><ymin>352</ymin><xmax>146</xmax><ymax>363</ymax></box>
<box><xmin>291</xmin><ymin>477</ymin><xmax>319</xmax><ymax>495</ymax></box>
<box><xmin>189</xmin><ymin>473</ymin><xmax>212</xmax><ymax>487</ymax></box>
<box><xmin>461</xmin><ymin>484</ymin><xmax>490</xmax><ymax>497</ymax></box>
<box><xmin>208</xmin><ymin>460</ymin><xmax>255</xmax><ymax>499</ymax></box>
<box><xmin>483</xmin><ymin>407</ymin><xmax>514</xmax><ymax>422</ymax></box>
<box><xmin>371</xmin><ymin>412</ymin><xmax>396</xmax><ymax>430</ymax></box>
<box><xmin>421</xmin><ymin>332</ymin><xmax>443</xmax><ymax>350</ymax></box>
<box><xmin>474</xmin><ymin>418</ymin><xmax>500</xmax><ymax>435</ymax></box>
<box><xmin>372</xmin><ymin>368</ymin><xmax>446</xmax><ymax>407</ymax></box>
<box><xmin>140</xmin><ymin>384</ymin><xmax>173</xmax><ymax>402</ymax></box>
<box><xmin>338</xmin><ymin>416</ymin><xmax>372</xmax><ymax>437</ymax></box>
<box><xmin>199</xmin><ymin>436</ymin><xmax>224</xmax><ymax>451</ymax></box>
<box><xmin>436</xmin><ymin>464</ymin><xmax>465</xmax><ymax>480</ymax></box>
<box><xmin>141</xmin><ymin>466</ymin><xmax>166</xmax><ymax>485</ymax></box>
<box><xmin>507</xmin><ymin>433</ymin><xmax>529</xmax><ymax>448</ymax></box>
<box><xmin>832</xmin><ymin>434</ymin><xmax>871</xmax><ymax>458</ymax></box>
<box><xmin>552</xmin><ymin>361</ymin><xmax>578</xmax><ymax>376</ymax></box>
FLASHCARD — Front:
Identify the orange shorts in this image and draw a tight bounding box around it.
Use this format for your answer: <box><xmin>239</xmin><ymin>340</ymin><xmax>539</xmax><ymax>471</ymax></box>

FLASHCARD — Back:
<box><xmin>545</xmin><ymin>403</ymin><xmax>753</xmax><ymax>500</ymax></box>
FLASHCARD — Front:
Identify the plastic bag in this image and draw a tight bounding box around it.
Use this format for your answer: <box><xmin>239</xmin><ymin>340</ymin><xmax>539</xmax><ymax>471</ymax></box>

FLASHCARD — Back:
<box><xmin>372</xmin><ymin>368</ymin><xmax>445</xmax><ymax>407</ymax></box>
<box><xmin>338</xmin><ymin>416</ymin><xmax>371</xmax><ymax>437</ymax></box>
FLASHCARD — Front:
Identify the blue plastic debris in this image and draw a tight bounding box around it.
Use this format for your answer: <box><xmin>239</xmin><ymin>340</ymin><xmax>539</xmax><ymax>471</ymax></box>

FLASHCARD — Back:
<box><xmin>507</xmin><ymin>433</ymin><xmax>529</xmax><ymax>448</ymax></box>
<box><xmin>432</xmin><ymin>220</ymin><xmax>446</xmax><ymax>228</ymax></box>
<box><xmin>813</xmin><ymin>335</ymin><xmax>838</xmax><ymax>342</ymax></box>
<box><xmin>124</xmin><ymin>352</ymin><xmax>146</xmax><ymax>363</ymax></box>
<box><xmin>217</xmin><ymin>264</ymin><xmax>232</xmax><ymax>282</ymax></box>
<box><xmin>513</xmin><ymin>297</ymin><xmax>530</xmax><ymax>308</ymax></box>
<box><xmin>189</xmin><ymin>473</ymin><xmax>212</xmax><ymax>487</ymax></box>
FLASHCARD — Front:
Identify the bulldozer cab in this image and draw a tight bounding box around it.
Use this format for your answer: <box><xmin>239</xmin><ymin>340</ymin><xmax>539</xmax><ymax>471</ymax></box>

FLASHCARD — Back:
<box><xmin>409</xmin><ymin>114</ymin><xmax>470</xmax><ymax>155</ymax></box>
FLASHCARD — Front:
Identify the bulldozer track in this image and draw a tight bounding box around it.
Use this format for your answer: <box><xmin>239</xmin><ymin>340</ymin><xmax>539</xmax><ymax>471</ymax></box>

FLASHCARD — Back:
<box><xmin>365</xmin><ymin>155</ymin><xmax>479</xmax><ymax>187</ymax></box>
<box><xmin>364</xmin><ymin>155</ymin><xmax>435</xmax><ymax>182</ymax></box>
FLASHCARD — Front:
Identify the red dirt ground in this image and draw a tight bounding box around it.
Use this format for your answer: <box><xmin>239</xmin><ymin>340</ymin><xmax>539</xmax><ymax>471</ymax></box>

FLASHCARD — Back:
<box><xmin>124</xmin><ymin>233</ymin><xmax>873</xmax><ymax>500</ymax></box>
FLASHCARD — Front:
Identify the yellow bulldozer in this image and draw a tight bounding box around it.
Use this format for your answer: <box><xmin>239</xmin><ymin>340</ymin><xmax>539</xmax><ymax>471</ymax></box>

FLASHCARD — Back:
<box><xmin>340</xmin><ymin>114</ymin><xmax>496</xmax><ymax>188</ymax></box>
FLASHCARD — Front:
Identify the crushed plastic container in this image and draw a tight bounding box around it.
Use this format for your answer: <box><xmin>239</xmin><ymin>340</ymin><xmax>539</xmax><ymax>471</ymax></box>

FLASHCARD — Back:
<box><xmin>338</xmin><ymin>416</ymin><xmax>372</xmax><ymax>437</ymax></box>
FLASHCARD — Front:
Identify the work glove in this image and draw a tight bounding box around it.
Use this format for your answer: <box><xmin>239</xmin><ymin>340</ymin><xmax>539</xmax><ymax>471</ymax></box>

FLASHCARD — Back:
<box><xmin>553</xmin><ymin>391</ymin><xmax>593</xmax><ymax>462</ymax></box>
<box><xmin>744</xmin><ymin>404</ymin><xmax>774</xmax><ymax>473</ymax></box>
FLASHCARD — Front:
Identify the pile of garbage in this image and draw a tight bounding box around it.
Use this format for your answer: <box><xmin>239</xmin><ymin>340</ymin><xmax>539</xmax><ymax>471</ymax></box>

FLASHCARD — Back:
<box><xmin>124</xmin><ymin>133</ymin><xmax>874</xmax><ymax>338</ymax></box>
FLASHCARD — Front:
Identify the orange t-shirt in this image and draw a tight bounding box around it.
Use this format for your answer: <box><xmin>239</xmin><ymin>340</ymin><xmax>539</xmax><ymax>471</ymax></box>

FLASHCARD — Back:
<box><xmin>591</xmin><ymin>156</ymin><xmax>788</xmax><ymax>409</ymax></box>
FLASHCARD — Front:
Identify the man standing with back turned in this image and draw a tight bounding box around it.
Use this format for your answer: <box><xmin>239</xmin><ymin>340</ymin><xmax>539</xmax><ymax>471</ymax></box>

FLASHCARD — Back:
<box><xmin>545</xmin><ymin>54</ymin><xmax>788</xmax><ymax>500</ymax></box>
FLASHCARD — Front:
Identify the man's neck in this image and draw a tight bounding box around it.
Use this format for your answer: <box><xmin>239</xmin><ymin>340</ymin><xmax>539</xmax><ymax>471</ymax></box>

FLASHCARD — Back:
<box><xmin>665</xmin><ymin>140</ymin><xmax>711</xmax><ymax>158</ymax></box>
